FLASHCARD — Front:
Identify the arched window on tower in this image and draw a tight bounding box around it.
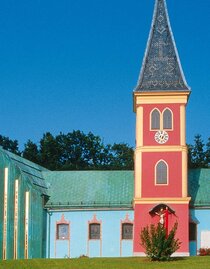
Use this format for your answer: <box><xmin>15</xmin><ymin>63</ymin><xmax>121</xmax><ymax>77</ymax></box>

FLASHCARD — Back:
<box><xmin>151</xmin><ymin>109</ymin><xmax>160</xmax><ymax>130</ymax></box>
<box><xmin>163</xmin><ymin>109</ymin><xmax>172</xmax><ymax>130</ymax></box>
<box><xmin>155</xmin><ymin>160</ymin><xmax>168</xmax><ymax>185</ymax></box>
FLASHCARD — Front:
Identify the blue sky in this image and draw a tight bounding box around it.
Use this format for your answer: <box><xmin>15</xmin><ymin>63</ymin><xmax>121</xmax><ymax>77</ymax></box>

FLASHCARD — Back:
<box><xmin>0</xmin><ymin>0</ymin><xmax>209</xmax><ymax>149</ymax></box>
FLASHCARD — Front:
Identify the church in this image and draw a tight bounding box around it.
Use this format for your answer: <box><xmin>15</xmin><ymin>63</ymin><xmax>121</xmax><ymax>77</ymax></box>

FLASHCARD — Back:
<box><xmin>0</xmin><ymin>0</ymin><xmax>210</xmax><ymax>260</ymax></box>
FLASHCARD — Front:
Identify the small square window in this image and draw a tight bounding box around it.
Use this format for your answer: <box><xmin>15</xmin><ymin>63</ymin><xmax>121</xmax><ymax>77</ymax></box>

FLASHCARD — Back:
<box><xmin>122</xmin><ymin>223</ymin><xmax>133</xmax><ymax>240</ymax></box>
<box><xmin>89</xmin><ymin>223</ymin><xmax>100</xmax><ymax>240</ymax></box>
<box><xmin>57</xmin><ymin>224</ymin><xmax>69</xmax><ymax>240</ymax></box>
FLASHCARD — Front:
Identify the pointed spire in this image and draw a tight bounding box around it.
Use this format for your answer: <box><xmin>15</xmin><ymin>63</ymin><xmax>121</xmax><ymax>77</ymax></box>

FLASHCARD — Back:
<box><xmin>135</xmin><ymin>0</ymin><xmax>190</xmax><ymax>92</ymax></box>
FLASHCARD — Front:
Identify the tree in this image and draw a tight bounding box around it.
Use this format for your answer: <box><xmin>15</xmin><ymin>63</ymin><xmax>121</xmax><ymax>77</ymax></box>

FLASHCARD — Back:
<box><xmin>192</xmin><ymin>134</ymin><xmax>206</xmax><ymax>167</ymax></box>
<box><xmin>56</xmin><ymin>131</ymin><xmax>106</xmax><ymax>170</ymax></box>
<box><xmin>109</xmin><ymin>143</ymin><xmax>134</xmax><ymax>170</ymax></box>
<box><xmin>39</xmin><ymin>132</ymin><xmax>62</xmax><ymax>170</ymax></box>
<box><xmin>57</xmin><ymin>132</ymin><xmax>134</xmax><ymax>170</ymax></box>
<box><xmin>0</xmin><ymin>135</ymin><xmax>20</xmax><ymax>155</ymax></box>
<box><xmin>188</xmin><ymin>134</ymin><xmax>209</xmax><ymax>168</ymax></box>
<box><xmin>0</xmin><ymin>130</ymin><xmax>135</xmax><ymax>170</ymax></box>
<box><xmin>140</xmin><ymin>222</ymin><xmax>181</xmax><ymax>261</ymax></box>
<box><xmin>22</xmin><ymin>140</ymin><xmax>40</xmax><ymax>164</ymax></box>
<box><xmin>21</xmin><ymin>130</ymin><xmax>134</xmax><ymax>171</ymax></box>
<box><xmin>206</xmin><ymin>137</ymin><xmax>210</xmax><ymax>167</ymax></box>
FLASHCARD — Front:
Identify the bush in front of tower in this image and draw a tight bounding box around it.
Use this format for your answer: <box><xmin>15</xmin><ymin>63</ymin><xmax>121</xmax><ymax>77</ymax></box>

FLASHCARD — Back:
<box><xmin>140</xmin><ymin>222</ymin><xmax>181</xmax><ymax>261</ymax></box>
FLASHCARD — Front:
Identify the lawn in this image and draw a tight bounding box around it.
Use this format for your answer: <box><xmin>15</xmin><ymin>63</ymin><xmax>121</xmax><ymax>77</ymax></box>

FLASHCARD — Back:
<box><xmin>1</xmin><ymin>257</ymin><xmax>210</xmax><ymax>269</ymax></box>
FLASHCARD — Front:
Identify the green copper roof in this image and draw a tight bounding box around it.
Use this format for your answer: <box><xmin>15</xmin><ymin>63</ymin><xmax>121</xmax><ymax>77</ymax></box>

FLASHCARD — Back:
<box><xmin>188</xmin><ymin>169</ymin><xmax>210</xmax><ymax>207</ymax></box>
<box><xmin>44</xmin><ymin>171</ymin><xmax>134</xmax><ymax>209</ymax></box>
<box><xmin>135</xmin><ymin>0</ymin><xmax>190</xmax><ymax>92</ymax></box>
<box><xmin>44</xmin><ymin>168</ymin><xmax>210</xmax><ymax>210</ymax></box>
<box><xmin>0</xmin><ymin>147</ymin><xmax>49</xmax><ymax>195</ymax></box>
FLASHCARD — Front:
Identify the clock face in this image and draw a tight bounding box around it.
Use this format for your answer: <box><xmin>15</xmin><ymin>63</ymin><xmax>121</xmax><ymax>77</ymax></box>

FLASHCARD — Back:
<box><xmin>155</xmin><ymin>130</ymin><xmax>169</xmax><ymax>144</ymax></box>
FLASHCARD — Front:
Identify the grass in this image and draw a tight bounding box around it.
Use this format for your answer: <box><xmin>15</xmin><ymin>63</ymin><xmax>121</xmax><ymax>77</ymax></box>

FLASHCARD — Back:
<box><xmin>1</xmin><ymin>256</ymin><xmax>210</xmax><ymax>269</ymax></box>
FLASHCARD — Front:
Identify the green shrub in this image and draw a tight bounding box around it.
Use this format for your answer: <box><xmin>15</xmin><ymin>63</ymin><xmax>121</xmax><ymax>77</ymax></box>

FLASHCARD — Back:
<box><xmin>140</xmin><ymin>222</ymin><xmax>181</xmax><ymax>261</ymax></box>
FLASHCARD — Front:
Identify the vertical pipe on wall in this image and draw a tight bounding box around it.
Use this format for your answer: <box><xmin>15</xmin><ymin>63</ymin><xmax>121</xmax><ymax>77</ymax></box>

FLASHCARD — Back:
<box><xmin>3</xmin><ymin>168</ymin><xmax>8</xmax><ymax>260</ymax></box>
<box><xmin>134</xmin><ymin>152</ymin><xmax>142</xmax><ymax>198</ymax></box>
<box><xmin>14</xmin><ymin>179</ymin><xmax>19</xmax><ymax>259</ymax></box>
<box><xmin>136</xmin><ymin>106</ymin><xmax>143</xmax><ymax>148</ymax></box>
<box><xmin>47</xmin><ymin>211</ymin><xmax>52</xmax><ymax>258</ymax></box>
<box><xmin>135</xmin><ymin>106</ymin><xmax>143</xmax><ymax>199</ymax></box>
<box><xmin>180</xmin><ymin>105</ymin><xmax>186</xmax><ymax>146</ymax></box>
<box><xmin>25</xmin><ymin>191</ymin><xmax>29</xmax><ymax>259</ymax></box>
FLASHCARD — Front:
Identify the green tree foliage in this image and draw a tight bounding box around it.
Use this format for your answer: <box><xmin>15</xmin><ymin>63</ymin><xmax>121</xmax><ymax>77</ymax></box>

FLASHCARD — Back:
<box><xmin>109</xmin><ymin>143</ymin><xmax>134</xmax><ymax>170</ymax></box>
<box><xmin>206</xmin><ymin>137</ymin><xmax>210</xmax><ymax>166</ymax></box>
<box><xmin>0</xmin><ymin>135</ymin><xmax>20</xmax><ymax>155</ymax></box>
<box><xmin>140</xmin><ymin>222</ymin><xmax>181</xmax><ymax>261</ymax></box>
<box><xmin>56</xmin><ymin>130</ymin><xmax>106</xmax><ymax>170</ymax></box>
<box><xmin>21</xmin><ymin>130</ymin><xmax>134</xmax><ymax>170</ymax></box>
<box><xmin>22</xmin><ymin>140</ymin><xmax>40</xmax><ymax>164</ymax></box>
<box><xmin>188</xmin><ymin>134</ymin><xmax>210</xmax><ymax>168</ymax></box>
<box><xmin>39</xmin><ymin>132</ymin><xmax>62</xmax><ymax>170</ymax></box>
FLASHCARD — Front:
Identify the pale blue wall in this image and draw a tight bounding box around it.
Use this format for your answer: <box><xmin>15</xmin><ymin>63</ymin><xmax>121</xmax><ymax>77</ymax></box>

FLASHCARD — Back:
<box><xmin>47</xmin><ymin>209</ymin><xmax>134</xmax><ymax>258</ymax></box>
<box><xmin>190</xmin><ymin>208</ymin><xmax>210</xmax><ymax>255</ymax></box>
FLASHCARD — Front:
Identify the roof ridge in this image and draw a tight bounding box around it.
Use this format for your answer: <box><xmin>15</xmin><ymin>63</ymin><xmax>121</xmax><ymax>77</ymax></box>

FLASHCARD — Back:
<box><xmin>0</xmin><ymin>146</ymin><xmax>49</xmax><ymax>172</ymax></box>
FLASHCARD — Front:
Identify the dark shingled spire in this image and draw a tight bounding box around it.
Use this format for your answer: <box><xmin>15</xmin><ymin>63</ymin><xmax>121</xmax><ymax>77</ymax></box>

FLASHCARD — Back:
<box><xmin>135</xmin><ymin>0</ymin><xmax>190</xmax><ymax>92</ymax></box>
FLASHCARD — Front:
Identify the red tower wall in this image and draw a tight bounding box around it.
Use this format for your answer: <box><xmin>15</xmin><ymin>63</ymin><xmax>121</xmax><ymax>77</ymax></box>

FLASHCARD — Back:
<box><xmin>141</xmin><ymin>104</ymin><xmax>181</xmax><ymax>146</ymax></box>
<box><xmin>134</xmin><ymin>203</ymin><xmax>189</xmax><ymax>254</ymax></box>
<box><xmin>141</xmin><ymin>151</ymin><xmax>182</xmax><ymax>198</ymax></box>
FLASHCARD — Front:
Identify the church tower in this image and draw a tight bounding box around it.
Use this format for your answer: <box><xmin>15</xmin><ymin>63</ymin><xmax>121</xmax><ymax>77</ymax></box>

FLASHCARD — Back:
<box><xmin>133</xmin><ymin>0</ymin><xmax>191</xmax><ymax>256</ymax></box>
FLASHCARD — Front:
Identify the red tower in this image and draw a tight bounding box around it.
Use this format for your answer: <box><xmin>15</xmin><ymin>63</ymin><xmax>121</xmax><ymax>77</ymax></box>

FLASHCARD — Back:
<box><xmin>133</xmin><ymin>0</ymin><xmax>191</xmax><ymax>256</ymax></box>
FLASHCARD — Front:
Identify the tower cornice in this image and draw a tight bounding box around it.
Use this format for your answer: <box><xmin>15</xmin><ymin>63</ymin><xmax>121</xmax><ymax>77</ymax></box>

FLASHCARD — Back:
<box><xmin>133</xmin><ymin>90</ymin><xmax>190</xmax><ymax>112</ymax></box>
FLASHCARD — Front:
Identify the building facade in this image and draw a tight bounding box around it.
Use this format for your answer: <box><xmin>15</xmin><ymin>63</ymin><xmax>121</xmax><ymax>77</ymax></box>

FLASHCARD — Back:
<box><xmin>0</xmin><ymin>0</ymin><xmax>210</xmax><ymax>260</ymax></box>
<box><xmin>133</xmin><ymin>0</ymin><xmax>191</xmax><ymax>256</ymax></box>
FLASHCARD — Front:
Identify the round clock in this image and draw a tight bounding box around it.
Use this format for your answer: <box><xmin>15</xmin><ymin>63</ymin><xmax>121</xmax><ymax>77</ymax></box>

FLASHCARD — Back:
<box><xmin>154</xmin><ymin>130</ymin><xmax>169</xmax><ymax>144</ymax></box>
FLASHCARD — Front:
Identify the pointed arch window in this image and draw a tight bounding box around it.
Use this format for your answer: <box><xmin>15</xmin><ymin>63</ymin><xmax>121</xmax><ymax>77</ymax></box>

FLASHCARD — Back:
<box><xmin>56</xmin><ymin>214</ymin><xmax>70</xmax><ymax>240</ymax></box>
<box><xmin>163</xmin><ymin>109</ymin><xmax>172</xmax><ymax>130</ymax></box>
<box><xmin>88</xmin><ymin>214</ymin><xmax>102</xmax><ymax>241</ymax></box>
<box><xmin>156</xmin><ymin>160</ymin><xmax>168</xmax><ymax>185</ymax></box>
<box><xmin>151</xmin><ymin>109</ymin><xmax>160</xmax><ymax>130</ymax></box>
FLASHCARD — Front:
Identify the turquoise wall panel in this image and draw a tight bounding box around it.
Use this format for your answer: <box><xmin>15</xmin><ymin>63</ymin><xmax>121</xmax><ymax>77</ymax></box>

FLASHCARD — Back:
<box><xmin>189</xmin><ymin>241</ymin><xmax>197</xmax><ymax>256</ymax></box>
<box><xmin>0</xmin><ymin>150</ymin><xmax>46</xmax><ymax>260</ymax></box>
<box><xmin>0</xmin><ymin>168</ymin><xmax>4</xmax><ymax>260</ymax></box>
<box><xmin>47</xmin><ymin>210</ymin><xmax>134</xmax><ymax>258</ymax></box>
